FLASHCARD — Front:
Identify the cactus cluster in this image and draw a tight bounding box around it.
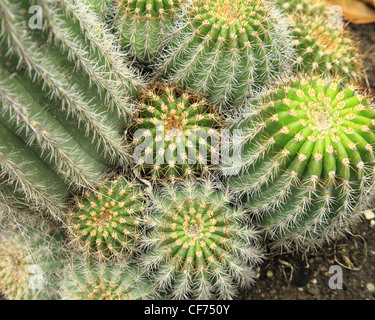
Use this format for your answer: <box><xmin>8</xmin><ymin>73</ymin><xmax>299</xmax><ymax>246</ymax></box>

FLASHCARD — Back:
<box><xmin>68</xmin><ymin>177</ymin><xmax>146</xmax><ymax>260</ymax></box>
<box><xmin>1</xmin><ymin>0</ymin><xmax>374</xmax><ymax>301</ymax></box>
<box><xmin>0</xmin><ymin>215</ymin><xmax>67</xmax><ymax>300</ymax></box>
<box><xmin>131</xmin><ymin>84</ymin><xmax>221</xmax><ymax>182</ymax></box>
<box><xmin>141</xmin><ymin>180</ymin><xmax>264</xmax><ymax>299</ymax></box>
<box><xmin>224</xmin><ymin>75</ymin><xmax>375</xmax><ymax>251</ymax></box>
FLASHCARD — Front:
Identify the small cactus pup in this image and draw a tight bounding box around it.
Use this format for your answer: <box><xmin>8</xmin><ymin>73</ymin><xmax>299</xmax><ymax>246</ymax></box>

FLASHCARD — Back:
<box><xmin>223</xmin><ymin>75</ymin><xmax>375</xmax><ymax>252</ymax></box>
<box><xmin>0</xmin><ymin>215</ymin><xmax>68</xmax><ymax>300</ymax></box>
<box><xmin>114</xmin><ymin>0</ymin><xmax>184</xmax><ymax>64</ymax></box>
<box><xmin>141</xmin><ymin>180</ymin><xmax>264</xmax><ymax>299</ymax></box>
<box><xmin>67</xmin><ymin>177</ymin><xmax>146</xmax><ymax>260</ymax></box>
<box><xmin>0</xmin><ymin>0</ymin><xmax>143</xmax><ymax>218</ymax></box>
<box><xmin>274</xmin><ymin>0</ymin><xmax>364</xmax><ymax>81</ymax></box>
<box><xmin>131</xmin><ymin>84</ymin><xmax>221</xmax><ymax>183</ymax></box>
<box><xmin>159</xmin><ymin>0</ymin><xmax>295</xmax><ymax>108</ymax></box>
<box><xmin>62</xmin><ymin>258</ymin><xmax>159</xmax><ymax>300</ymax></box>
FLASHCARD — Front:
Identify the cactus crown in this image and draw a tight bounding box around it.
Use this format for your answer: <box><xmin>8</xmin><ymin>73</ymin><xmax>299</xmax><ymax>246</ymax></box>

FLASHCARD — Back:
<box><xmin>62</xmin><ymin>259</ymin><xmax>158</xmax><ymax>300</ymax></box>
<box><xmin>68</xmin><ymin>177</ymin><xmax>146</xmax><ymax>260</ymax></box>
<box><xmin>225</xmin><ymin>75</ymin><xmax>375</xmax><ymax>251</ymax></box>
<box><xmin>141</xmin><ymin>180</ymin><xmax>264</xmax><ymax>299</ymax></box>
<box><xmin>160</xmin><ymin>0</ymin><xmax>294</xmax><ymax>108</ymax></box>
<box><xmin>132</xmin><ymin>84</ymin><xmax>221</xmax><ymax>182</ymax></box>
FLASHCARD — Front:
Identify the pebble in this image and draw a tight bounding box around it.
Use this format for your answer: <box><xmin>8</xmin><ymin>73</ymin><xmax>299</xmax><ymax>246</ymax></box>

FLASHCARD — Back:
<box><xmin>267</xmin><ymin>270</ymin><xmax>273</xmax><ymax>278</ymax></box>
<box><xmin>363</xmin><ymin>210</ymin><xmax>375</xmax><ymax>220</ymax></box>
<box><xmin>367</xmin><ymin>283</ymin><xmax>375</xmax><ymax>293</ymax></box>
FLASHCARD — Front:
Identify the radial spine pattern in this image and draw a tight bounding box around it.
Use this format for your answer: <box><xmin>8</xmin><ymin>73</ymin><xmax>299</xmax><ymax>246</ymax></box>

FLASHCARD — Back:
<box><xmin>141</xmin><ymin>180</ymin><xmax>264</xmax><ymax>299</ymax></box>
<box><xmin>225</xmin><ymin>75</ymin><xmax>375</xmax><ymax>252</ymax></box>
<box><xmin>68</xmin><ymin>178</ymin><xmax>146</xmax><ymax>259</ymax></box>
<box><xmin>131</xmin><ymin>85</ymin><xmax>221</xmax><ymax>182</ymax></box>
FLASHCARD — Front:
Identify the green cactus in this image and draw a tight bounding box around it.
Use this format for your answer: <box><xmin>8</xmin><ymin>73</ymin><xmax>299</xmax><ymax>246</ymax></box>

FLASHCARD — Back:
<box><xmin>274</xmin><ymin>0</ymin><xmax>363</xmax><ymax>81</ymax></box>
<box><xmin>0</xmin><ymin>0</ymin><xmax>143</xmax><ymax>218</ymax></box>
<box><xmin>61</xmin><ymin>258</ymin><xmax>159</xmax><ymax>300</ymax></box>
<box><xmin>114</xmin><ymin>0</ymin><xmax>184</xmax><ymax>64</ymax></box>
<box><xmin>158</xmin><ymin>0</ymin><xmax>295</xmax><ymax>108</ymax></box>
<box><xmin>0</xmin><ymin>215</ymin><xmax>67</xmax><ymax>300</ymax></box>
<box><xmin>131</xmin><ymin>84</ymin><xmax>221</xmax><ymax>182</ymax></box>
<box><xmin>67</xmin><ymin>177</ymin><xmax>146</xmax><ymax>260</ymax></box>
<box><xmin>274</xmin><ymin>0</ymin><xmax>328</xmax><ymax>16</ymax></box>
<box><xmin>224</xmin><ymin>75</ymin><xmax>375</xmax><ymax>252</ymax></box>
<box><xmin>141</xmin><ymin>179</ymin><xmax>264</xmax><ymax>299</ymax></box>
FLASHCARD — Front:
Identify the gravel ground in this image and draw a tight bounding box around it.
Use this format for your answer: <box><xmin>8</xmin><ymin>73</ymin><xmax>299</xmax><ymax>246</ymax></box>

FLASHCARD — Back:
<box><xmin>239</xmin><ymin>23</ymin><xmax>375</xmax><ymax>300</ymax></box>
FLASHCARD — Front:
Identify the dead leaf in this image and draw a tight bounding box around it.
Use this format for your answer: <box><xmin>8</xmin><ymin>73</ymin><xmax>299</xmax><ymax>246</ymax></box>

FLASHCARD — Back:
<box><xmin>327</xmin><ymin>0</ymin><xmax>375</xmax><ymax>24</ymax></box>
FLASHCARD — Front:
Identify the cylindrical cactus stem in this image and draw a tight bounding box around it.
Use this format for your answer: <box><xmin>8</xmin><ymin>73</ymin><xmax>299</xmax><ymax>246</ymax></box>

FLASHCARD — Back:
<box><xmin>0</xmin><ymin>0</ymin><xmax>143</xmax><ymax>217</ymax></box>
<box><xmin>61</xmin><ymin>258</ymin><xmax>159</xmax><ymax>300</ymax></box>
<box><xmin>0</xmin><ymin>215</ymin><xmax>68</xmax><ymax>300</ymax></box>
<box><xmin>67</xmin><ymin>177</ymin><xmax>147</xmax><ymax>260</ymax></box>
<box><xmin>274</xmin><ymin>0</ymin><xmax>364</xmax><ymax>82</ymax></box>
<box><xmin>114</xmin><ymin>0</ymin><xmax>184</xmax><ymax>64</ymax></box>
<box><xmin>224</xmin><ymin>75</ymin><xmax>375</xmax><ymax>252</ymax></box>
<box><xmin>141</xmin><ymin>179</ymin><xmax>265</xmax><ymax>300</ymax></box>
<box><xmin>130</xmin><ymin>84</ymin><xmax>221</xmax><ymax>183</ymax></box>
<box><xmin>158</xmin><ymin>0</ymin><xmax>295</xmax><ymax>108</ymax></box>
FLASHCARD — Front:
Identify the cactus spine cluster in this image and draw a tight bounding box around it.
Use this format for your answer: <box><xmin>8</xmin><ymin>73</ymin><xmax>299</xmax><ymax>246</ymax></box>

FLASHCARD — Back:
<box><xmin>131</xmin><ymin>84</ymin><xmax>221</xmax><ymax>182</ymax></box>
<box><xmin>224</xmin><ymin>75</ymin><xmax>375</xmax><ymax>251</ymax></box>
<box><xmin>61</xmin><ymin>258</ymin><xmax>158</xmax><ymax>300</ymax></box>
<box><xmin>0</xmin><ymin>216</ymin><xmax>67</xmax><ymax>300</ymax></box>
<box><xmin>114</xmin><ymin>0</ymin><xmax>184</xmax><ymax>64</ymax></box>
<box><xmin>159</xmin><ymin>0</ymin><xmax>295</xmax><ymax>108</ymax></box>
<box><xmin>0</xmin><ymin>0</ymin><xmax>142</xmax><ymax>218</ymax></box>
<box><xmin>141</xmin><ymin>180</ymin><xmax>264</xmax><ymax>299</ymax></box>
<box><xmin>68</xmin><ymin>177</ymin><xmax>146</xmax><ymax>260</ymax></box>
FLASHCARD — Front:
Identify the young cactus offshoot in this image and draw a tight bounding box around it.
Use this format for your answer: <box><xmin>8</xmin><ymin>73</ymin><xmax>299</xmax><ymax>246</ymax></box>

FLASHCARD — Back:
<box><xmin>141</xmin><ymin>180</ymin><xmax>264</xmax><ymax>299</ymax></box>
<box><xmin>114</xmin><ymin>0</ymin><xmax>184</xmax><ymax>63</ymax></box>
<box><xmin>159</xmin><ymin>0</ymin><xmax>295</xmax><ymax>108</ymax></box>
<box><xmin>131</xmin><ymin>85</ymin><xmax>221</xmax><ymax>182</ymax></box>
<box><xmin>68</xmin><ymin>178</ymin><xmax>146</xmax><ymax>260</ymax></box>
<box><xmin>224</xmin><ymin>75</ymin><xmax>375</xmax><ymax>252</ymax></box>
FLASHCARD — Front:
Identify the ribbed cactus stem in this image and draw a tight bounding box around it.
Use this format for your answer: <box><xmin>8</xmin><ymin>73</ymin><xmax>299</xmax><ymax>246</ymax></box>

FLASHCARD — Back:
<box><xmin>132</xmin><ymin>84</ymin><xmax>221</xmax><ymax>182</ymax></box>
<box><xmin>0</xmin><ymin>0</ymin><xmax>142</xmax><ymax>216</ymax></box>
<box><xmin>141</xmin><ymin>179</ymin><xmax>264</xmax><ymax>299</ymax></box>
<box><xmin>225</xmin><ymin>75</ymin><xmax>375</xmax><ymax>252</ymax></box>
<box><xmin>159</xmin><ymin>0</ymin><xmax>295</xmax><ymax>108</ymax></box>
<box><xmin>114</xmin><ymin>0</ymin><xmax>184</xmax><ymax>63</ymax></box>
